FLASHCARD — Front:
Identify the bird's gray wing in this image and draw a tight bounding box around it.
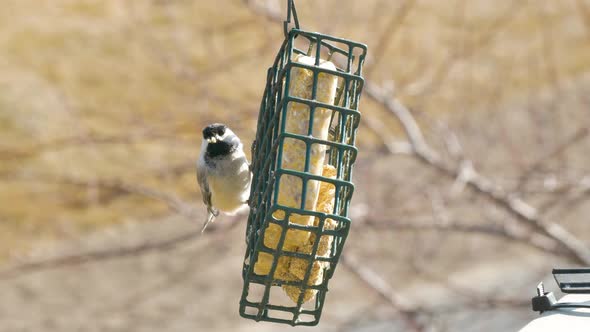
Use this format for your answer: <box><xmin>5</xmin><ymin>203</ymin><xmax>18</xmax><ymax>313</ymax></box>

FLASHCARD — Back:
<box><xmin>196</xmin><ymin>165</ymin><xmax>212</xmax><ymax>210</ymax></box>
<box><xmin>197</xmin><ymin>163</ymin><xmax>218</xmax><ymax>233</ymax></box>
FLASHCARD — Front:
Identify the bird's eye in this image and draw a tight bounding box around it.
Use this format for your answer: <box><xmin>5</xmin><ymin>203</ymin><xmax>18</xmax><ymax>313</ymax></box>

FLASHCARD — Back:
<box><xmin>202</xmin><ymin>128</ymin><xmax>211</xmax><ymax>139</ymax></box>
<box><xmin>218</xmin><ymin>126</ymin><xmax>226</xmax><ymax>136</ymax></box>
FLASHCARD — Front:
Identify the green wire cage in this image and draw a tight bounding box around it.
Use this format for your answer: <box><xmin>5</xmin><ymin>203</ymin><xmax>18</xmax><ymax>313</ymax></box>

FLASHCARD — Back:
<box><xmin>240</xmin><ymin>0</ymin><xmax>367</xmax><ymax>326</ymax></box>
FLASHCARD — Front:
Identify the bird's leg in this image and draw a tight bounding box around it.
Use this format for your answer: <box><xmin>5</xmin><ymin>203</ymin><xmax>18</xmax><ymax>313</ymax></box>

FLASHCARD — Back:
<box><xmin>201</xmin><ymin>211</ymin><xmax>216</xmax><ymax>233</ymax></box>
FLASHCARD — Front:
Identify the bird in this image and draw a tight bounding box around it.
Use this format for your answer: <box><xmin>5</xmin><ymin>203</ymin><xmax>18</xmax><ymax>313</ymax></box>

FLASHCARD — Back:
<box><xmin>196</xmin><ymin>123</ymin><xmax>252</xmax><ymax>233</ymax></box>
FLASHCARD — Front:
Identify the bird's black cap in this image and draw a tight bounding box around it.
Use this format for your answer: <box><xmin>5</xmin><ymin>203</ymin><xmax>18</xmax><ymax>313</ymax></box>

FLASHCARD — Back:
<box><xmin>203</xmin><ymin>123</ymin><xmax>227</xmax><ymax>139</ymax></box>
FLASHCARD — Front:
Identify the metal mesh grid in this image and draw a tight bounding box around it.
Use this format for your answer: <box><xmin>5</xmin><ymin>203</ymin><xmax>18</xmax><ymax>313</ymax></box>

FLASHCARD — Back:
<box><xmin>239</xmin><ymin>24</ymin><xmax>367</xmax><ymax>326</ymax></box>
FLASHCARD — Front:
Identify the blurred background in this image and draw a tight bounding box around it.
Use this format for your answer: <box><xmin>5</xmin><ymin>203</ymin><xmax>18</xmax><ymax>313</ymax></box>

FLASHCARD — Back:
<box><xmin>1</xmin><ymin>0</ymin><xmax>590</xmax><ymax>331</ymax></box>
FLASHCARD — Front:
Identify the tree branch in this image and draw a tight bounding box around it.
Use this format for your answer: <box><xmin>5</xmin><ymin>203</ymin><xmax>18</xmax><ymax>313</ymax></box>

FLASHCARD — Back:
<box><xmin>516</xmin><ymin>127</ymin><xmax>589</xmax><ymax>191</ymax></box>
<box><xmin>0</xmin><ymin>176</ymin><xmax>243</xmax><ymax>279</ymax></box>
<box><xmin>361</xmin><ymin>217</ymin><xmax>561</xmax><ymax>256</ymax></box>
<box><xmin>340</xmin><ymin>254</ymin><xmax>426</xmax><ymax>332</ymax></box>
<box><xmin>363</xmin><ymin>82</ymin><xmax>590</xmax><ymax>265</ymax></box>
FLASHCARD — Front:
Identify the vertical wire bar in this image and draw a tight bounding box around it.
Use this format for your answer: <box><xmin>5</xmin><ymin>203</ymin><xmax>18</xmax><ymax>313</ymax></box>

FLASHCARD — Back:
<box><xmin>274</xmin><ymin>38</ymin><xmax>295</xmax><ymax>204</ymax></box>
<box><xmin>333</xmin><ymin>183</ymin><xmax>340</xmax><ymax>215</ymax></box>
<box><xmin>257</xmin><ymin>210</ymin><xmax>291</xmax><ymax>320</ymax></box>
<box><xmin>293</xmin><ymin>214</ymin><xmax>327</xmax><ymax>322</ymax></box>
<box><xmin>314</xmin><ymin>37</ymin><xmax>322</xmax><ymax>66</ymax></box>
<box><xmin>336</xmin><ymin>144</ymin><xmax>343</xmax><ymax>180</ymax></box>
<box><xmin>300</xmin><ymin>173</ymin><xmax>308</xmax><ymax>210</ymax></box>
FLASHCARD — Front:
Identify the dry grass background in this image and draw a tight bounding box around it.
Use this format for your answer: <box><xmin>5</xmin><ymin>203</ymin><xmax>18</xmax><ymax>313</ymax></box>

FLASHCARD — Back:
<box><xmin>1</xmin><ymin>0</ymin><xmax>590</xmax><ymax>331</ymax></box>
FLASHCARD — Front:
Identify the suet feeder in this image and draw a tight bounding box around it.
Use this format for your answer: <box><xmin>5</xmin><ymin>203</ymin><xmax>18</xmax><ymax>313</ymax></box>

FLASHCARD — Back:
<box><xmin>240</xmin><ymin>0</ymin><xmax>367</xmax><ymax>326</ymax></box>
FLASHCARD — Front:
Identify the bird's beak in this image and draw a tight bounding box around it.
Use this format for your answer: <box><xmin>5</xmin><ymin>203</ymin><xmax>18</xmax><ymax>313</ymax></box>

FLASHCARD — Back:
<box><xmin>207</xmin><ymin>137</ymin><xmax>217</xmax><ymax>144</ymax></box>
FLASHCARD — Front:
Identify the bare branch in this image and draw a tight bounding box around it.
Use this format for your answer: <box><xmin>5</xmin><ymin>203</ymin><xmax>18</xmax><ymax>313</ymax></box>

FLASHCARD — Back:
<box><xmin>516</xmin><ymin>127</ymin><xmax>589</xmax><ymax>191</ymax></box>
<box><xmin>96</xmin><ymin>231</ymin><xmax>235</xmax><ymax>318</ymax></box>
<box><xmin>0</xmin><ymin>215</ymin><xmax>241</xmax><ymax>280</ymax></box>
<box><xmin>0</xmin><ymin>175</ymin><xmax>242</xmax><ymax>279</ymax></box>
<box><xmin>340</xmin><ymin>254</ymin><xmax>426</xmax><ymax>332</ymax></box>
<box><xmin>16</xmin><ymin>174</ymin><xmax>198</xmax><ymax>217</ymax></box>
<box><xmin>408</xmin><ymin>262</ymin><xmax>531</xmax><ymax>311</ymax></box>
<box><xmin>406</xmin><ymin>2</ymin><xmax>528</xmax><ymax>99</ymax></box>
<box><xmin>243</xmin><ymin>0</ymin><xmax>284</xmax><ymax>23</ymax></box>
<box><xmin>361</xmin><ymin>217</ymin><xmax>560</xmax><ymax>256</ymax></box>
<box><xmin>0</xmin><ymin>231</ymin><xmax>195</xmax><ymax>279</ymax></box>
<box><xmin>364</xmin><ymin>0</ymin><xmax>416</xmax><ymax>77</ymax></box>
<box><xmin>577</xmin><ymin>0</ymin><xmax>590</xmax><ymax>39</ymax></box>
<box><xmin>0</xmin><ymin>131</ymin><xmax>187</xmax><ymax>161</ymax></box>
<box><xmin>362</xmin><ymin>115</ymin><xmax>413</xmax><ymax>155</ymax></box>
<box><xmin>362</xmin><ymin>82</ymin><xmax>590</xmax><ymax>265</ymax></box>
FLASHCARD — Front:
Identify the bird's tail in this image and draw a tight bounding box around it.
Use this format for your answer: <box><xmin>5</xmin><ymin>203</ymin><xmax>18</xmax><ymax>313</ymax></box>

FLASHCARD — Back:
<box><xmin>200</xmin><ymin>208</ymin><xmax>219</xmax><ymax>233</ymax></box>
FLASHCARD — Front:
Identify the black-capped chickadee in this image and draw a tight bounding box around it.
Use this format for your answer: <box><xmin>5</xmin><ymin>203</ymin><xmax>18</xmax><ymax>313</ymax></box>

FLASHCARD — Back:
<box><xmin>196</xmin><ymin>123</ymin><xmax>252</xmax><ymax>232</ymax></box>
